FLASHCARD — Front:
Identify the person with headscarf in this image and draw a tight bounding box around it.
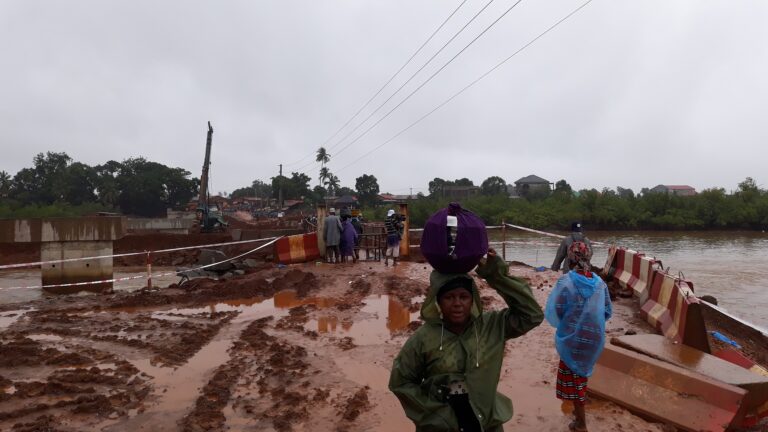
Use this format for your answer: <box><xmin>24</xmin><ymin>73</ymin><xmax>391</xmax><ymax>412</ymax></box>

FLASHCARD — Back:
<box><xmin>545</xmin><ymin>241</ymin><xmax>612</xmax><ymax>432</ymax></box>
<box><xmin>552</xmin><ymin>222</ymin><xmax>593</xmax><ymax>273</ymax></box>
<box><xmin>384</xmin><ymin>209</ymin><xmax>403</xmax><ymax>266</ymax></box>
<box><xmin>339</xmin><ymin>214</ymin><xmax>358</xmax><ymax>263</ymax></box>
<box><xmin>389</xmin><ymin>249</ymin><xmax>544</xmax><ymax>431</ymax></box>
<box><xmin>350</xmin><ymin>213</ymin><xmax>364</xmax><ymax>260</ymax></box>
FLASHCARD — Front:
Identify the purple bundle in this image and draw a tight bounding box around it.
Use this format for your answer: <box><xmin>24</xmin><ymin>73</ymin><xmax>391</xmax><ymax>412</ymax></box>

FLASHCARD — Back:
<box><xmin>420</xmin><ymin>203</ymin><xmax>488</xmax><ymax>273</ymax></box>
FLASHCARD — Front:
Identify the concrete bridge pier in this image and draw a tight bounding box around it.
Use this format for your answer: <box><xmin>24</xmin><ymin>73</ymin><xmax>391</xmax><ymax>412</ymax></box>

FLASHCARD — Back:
<box><xmin>0</xmin><ymin>217</ymin><xmax>125</xmax><ymax>294</ymax></box>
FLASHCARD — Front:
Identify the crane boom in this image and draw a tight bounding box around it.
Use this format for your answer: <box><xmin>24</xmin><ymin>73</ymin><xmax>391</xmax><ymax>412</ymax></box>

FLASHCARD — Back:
<box><xmin>198</xmin><ymin>121</ymin><xmax>213</xmax><ymax>207</ymax></box>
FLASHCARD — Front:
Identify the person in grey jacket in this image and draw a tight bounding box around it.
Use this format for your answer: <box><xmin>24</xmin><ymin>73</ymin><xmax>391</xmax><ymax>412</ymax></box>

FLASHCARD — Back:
<box><xmin>323</xmin><ymin>208</ymin><xmax>343</xmax><ymax>263</ymax></box>
<box><xmin>551</xmin><ymin>222</ymin><xmax>593</xmax><ymax>273</ymax></box>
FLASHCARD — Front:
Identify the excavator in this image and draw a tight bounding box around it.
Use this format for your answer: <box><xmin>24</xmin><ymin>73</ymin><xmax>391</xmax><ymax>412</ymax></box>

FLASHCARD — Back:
<box><xmin>197</xmin><ymin>122</ymin><xmax>228</xmax><ymax>233</ymax></box>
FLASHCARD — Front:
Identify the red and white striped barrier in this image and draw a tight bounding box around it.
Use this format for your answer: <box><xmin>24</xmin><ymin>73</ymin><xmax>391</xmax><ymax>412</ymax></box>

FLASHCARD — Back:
<box><xmin>640</xmin><ymin>270</ymin><xmax>709</xmax><ymax>352</ymax></box>
<box><xmin>605</xmin><ymin>246</ymin><xmax>662</xmax><ymax>303</ymax></box>
<box><xmin>274</xmin><ymin>233</ymin><xmax>320</xmax><ymax>264</ymax></box>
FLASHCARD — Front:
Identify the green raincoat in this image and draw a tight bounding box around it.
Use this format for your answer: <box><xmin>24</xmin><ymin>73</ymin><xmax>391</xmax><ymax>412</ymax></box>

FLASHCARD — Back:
<box><xmin>389</xmin><ymin>255</ymin><xmax>544</xmax><ymax>431</ymax></box>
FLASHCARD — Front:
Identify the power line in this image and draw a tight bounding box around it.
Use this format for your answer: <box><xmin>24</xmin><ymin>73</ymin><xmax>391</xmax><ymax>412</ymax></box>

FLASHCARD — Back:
<box><xmin>322</xmin><ymin>0</ymin><xmax>501</xmax><ymax>158</ymax></box>
<box><xmin>331</xmin><ymin>0</ymin><xmax>524</xmax><ymax>160</ymax></box>
<box><xmin>294</xmin><ymin>0</ymin><xmax>521</xmax><ymax>176</ymax></box>
<box><xmin>283</xmin><ymin>0</ymin><xmax>469</xmax><ymax>167</ymax></box>
<box><xmin>336</xmin><ymin>0</ymin><xmax>594</xmax><ymax>173</ymax></box>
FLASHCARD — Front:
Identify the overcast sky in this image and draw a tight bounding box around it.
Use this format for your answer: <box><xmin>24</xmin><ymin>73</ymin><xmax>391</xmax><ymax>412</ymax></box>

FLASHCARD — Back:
<box><xmin>2</xmin><ymin>0</ymin><xmax>767</xmax><ymax>196</ymax></box>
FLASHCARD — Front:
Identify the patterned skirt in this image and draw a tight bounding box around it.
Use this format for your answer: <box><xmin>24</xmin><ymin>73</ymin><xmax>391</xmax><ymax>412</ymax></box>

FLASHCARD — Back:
<box><xmin>556</xmin><ymin>360</ymin><xmax>588</xmax><ymax>403</ymax></box>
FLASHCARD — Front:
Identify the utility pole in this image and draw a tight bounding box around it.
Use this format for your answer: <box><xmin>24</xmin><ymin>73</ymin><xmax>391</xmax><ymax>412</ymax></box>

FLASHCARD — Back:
<box><xmin>410</xmin><ymin>187</ymin><xmax>413</xmax><ymax>198</ymax></box>
<box><xmin>278</xmin><ymin>164</ymin><xmax>284</xmax><ymax>210</ymax></box>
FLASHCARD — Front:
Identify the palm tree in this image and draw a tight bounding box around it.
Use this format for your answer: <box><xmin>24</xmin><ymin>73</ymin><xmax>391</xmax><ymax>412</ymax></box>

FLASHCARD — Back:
<box><xmin>319</xmin><ymin>166</ymin><xmax>330</xmax><ymax>185</ymax></box>
<box><xmin>0</xmin><ymin>170</ymin><xmax>10</xmax><ymax>198</ymax></box>
<box><xmin>316</xmin><ymin>147</ymin><xmax>330</xmax><ymax>167</ymax></box>
<box><xmin>325</xmin><ymin>174</ymin><xmax>340</xmax><ymax>196</ymax></box>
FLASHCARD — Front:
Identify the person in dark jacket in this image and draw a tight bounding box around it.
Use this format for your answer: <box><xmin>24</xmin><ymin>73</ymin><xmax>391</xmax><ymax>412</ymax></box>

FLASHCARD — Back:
<box><xmin>323</xmin><ymin>208</ymin><xmax>343</xmax><ymax>264</ymax></box>
<box><xmin>552</xmin><ymin>222</ymin><xmax>593</xmax><ymax>273</ymax></box>
<box><xmin>384</xmin><ymin>209</ymin><xmax>404</xmax><ymax>266</ymax></box>
<box><xmin>389</xmin><ymin>249</ymin><xmax>544</xmax><ymax>431</ymax></box>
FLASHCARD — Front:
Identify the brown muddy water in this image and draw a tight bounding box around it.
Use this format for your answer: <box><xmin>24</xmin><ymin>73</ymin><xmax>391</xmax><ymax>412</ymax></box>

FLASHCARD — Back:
<box><xmin>491</xmin><ymin>230</ymin><xmax>768</xmax><ymax>329</ymax></box>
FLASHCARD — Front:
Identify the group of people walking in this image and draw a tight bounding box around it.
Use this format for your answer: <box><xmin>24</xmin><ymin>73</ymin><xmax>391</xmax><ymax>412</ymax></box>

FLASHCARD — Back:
<box><xmin>389</xmin><ymin>222</ymin><xmax>610</xmax><ymax>432</ymax></box>
<box><xmin>322</xmin><ymin>207</ymin><xmax>405</xmax><ymax>265</ymax></box>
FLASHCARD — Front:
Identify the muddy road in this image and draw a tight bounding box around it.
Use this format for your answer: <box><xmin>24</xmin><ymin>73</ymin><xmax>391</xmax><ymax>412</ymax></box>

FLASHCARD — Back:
<box><xmin>0</xmin><ymin>262</ymin><xmax>664</xmax><ymax>431</ymax></box>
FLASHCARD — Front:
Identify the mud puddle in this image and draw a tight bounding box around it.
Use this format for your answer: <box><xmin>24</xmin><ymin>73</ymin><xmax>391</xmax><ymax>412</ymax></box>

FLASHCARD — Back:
<box><xmin>305</xmin><ymin>294</ymin><xmax>419</xmax><ymax>345</ymax></box>
<box><xmin>0</xmin><ymin>310</ymin><xmax>26</xmax><ymax>330</ymax></box>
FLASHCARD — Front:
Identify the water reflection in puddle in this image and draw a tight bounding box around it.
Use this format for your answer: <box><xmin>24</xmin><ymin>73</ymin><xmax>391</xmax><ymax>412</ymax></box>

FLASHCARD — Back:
<box><xmin>0</xmin><ymin>310</ymin><xmax>28</xmax><ymax>330</ymax></box>
<box><xmin>26</xmin><ymin>333</ymin><xmax>63</xmax><ymax>342</ymax></box>
<box><xmin>305</xmin><ymin>295</ymin><xmax>420</xmax><ymax>345</ymax></box>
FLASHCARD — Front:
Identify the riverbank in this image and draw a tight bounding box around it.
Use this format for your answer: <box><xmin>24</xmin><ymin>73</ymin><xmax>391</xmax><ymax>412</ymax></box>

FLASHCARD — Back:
<box><xmin>0</xmin><ymin>261</ymin><xmax>666</xmax><ymax>431</ymax></box>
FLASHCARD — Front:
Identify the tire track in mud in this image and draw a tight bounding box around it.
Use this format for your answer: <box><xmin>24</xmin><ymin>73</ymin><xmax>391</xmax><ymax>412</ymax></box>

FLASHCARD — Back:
<box><xmin>181</xmin><ymin>313</ymin><xmax>377</xmax><ymax>432</ymax></box>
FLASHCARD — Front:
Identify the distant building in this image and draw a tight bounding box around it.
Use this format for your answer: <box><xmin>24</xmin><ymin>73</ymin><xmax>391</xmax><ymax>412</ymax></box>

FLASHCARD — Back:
<box><xmin>378</xmin><ymin>193</ymin><xmax>418</xmax><ymax>205</ymax></box>
<box><xmin>514</xmin><ymin>175</ymin><xmax>552</xmax><ymax>196</ymax></box>
<box><xmin>650</xmin><ymin>185</ymin><xmax>697</xmax><ymax>196</ymax></box>
<box><xmin>506</xmin><ymin>184</ymin><xmax>521</xmax><ymax>199</ymax></box>
<box><xmin>441</xmin><ymin>185</ymin><xmax>481</xmax><ymax>200</ymax></box>
<box><xmin>333</xmin><ymin>195</ymin><xmax>358</xmax><ymax>209</ymax></box>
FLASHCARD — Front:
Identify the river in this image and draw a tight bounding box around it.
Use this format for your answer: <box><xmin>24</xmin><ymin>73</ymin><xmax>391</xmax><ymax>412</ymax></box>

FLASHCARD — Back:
<box><xmin>490</xmin><ymin>229</ymin><xmax>768</xmax><ymax>330</ymax></box>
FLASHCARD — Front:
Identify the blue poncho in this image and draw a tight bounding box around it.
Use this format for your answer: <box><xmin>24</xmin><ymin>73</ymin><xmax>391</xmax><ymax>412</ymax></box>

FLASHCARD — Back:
<box><xmin>545</xmin><ymin>271</ymin><xmax>612</xmax><ymax>377</ymax></box>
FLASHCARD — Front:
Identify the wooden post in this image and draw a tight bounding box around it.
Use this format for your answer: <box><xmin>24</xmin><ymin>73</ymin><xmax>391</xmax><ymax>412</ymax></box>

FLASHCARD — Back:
<box><xmin>398</xmin><ymin>203</ymin><xmax>409</xmax><ymax>258</ymax></box>
<box><xmin>146</xmin><ymin>251</ymin><xmax>153</xmax><ymax>289</ymax></box>
<box><xmin>316</xmin><ymin>204</ymin><xmax>327</xmax><ymax>258</ymax></box>
<box><xmin>501</xmin><ymin>219</ymin><xmax>507</xmax><ymax>261</ymax></box>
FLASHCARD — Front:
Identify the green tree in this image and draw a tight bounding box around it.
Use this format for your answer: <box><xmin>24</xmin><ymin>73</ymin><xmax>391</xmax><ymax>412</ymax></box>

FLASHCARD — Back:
<box><xmin>326</xmin><ymin>174</ymin><xmax>340</xmax><ymax>196</ymax></box>
<box><xmin>11</xmin><ymin>152</ymin><xmax>73</xmax><ymax>204</ymax></box>
<box><xmin>554</xmin><ymin>180</ymin><xmax>572</xmax><ymax>195</ymax></box>
<box><xmin>355</xmin><ymin>174</ymin><xmax>380</xmax><ymax>206</ymax></box>
<box><xmin>428</xmin><ymin>177</ymin><xmax>447</xmax><ymax>197</ymax></box>
<box><xmin>271</xmin><ymin>172</ymin><xmax>312</xmax><ymax>200</ymax></box>
<box><xmin>0</xmin><ymin>170</ymin><xmax>11</xmax><ymax>198</ymax></box>
<box><xmin>62</xmin><ymin>162</ymin><xmax>98</xmax><ymax>205</ymax></box>
<box><xmin>116</xmin><ymin>158</ymin><xmax>197</xmax><ymax>216</ymax></box>
<box><xmin>319</xmin><ymin>166</ymin><xmax>330</xmax><ymax>186</ymax></box>
<box><xmin>94</xmin><ymin>160</ymin><xmax>122</xmax><ymax>208</ymax></box>
<box><xmin>480</xmin><ymin>176</ymin><xmax>507</xmax><ymax>196</ymax></box>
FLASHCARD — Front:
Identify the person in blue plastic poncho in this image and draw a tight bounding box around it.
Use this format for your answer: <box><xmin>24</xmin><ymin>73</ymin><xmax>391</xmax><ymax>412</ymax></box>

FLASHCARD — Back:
<box><xmin>545</xmin><ymin>241</ymin><xmax>612</xmax><ymax>432</ymax></box>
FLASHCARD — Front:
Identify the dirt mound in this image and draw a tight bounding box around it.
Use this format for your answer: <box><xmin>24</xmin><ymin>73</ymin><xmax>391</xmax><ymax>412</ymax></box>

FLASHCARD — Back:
<box><xmin>0</xmin><ymin>338</ymin><xmax>60</xmax><ymax>367</ymax></box>
<box><xmin>272</xmin><ymin>269</ymin><xmax>319</xmax><ymax>297</ymax></box>
<box><xmin>338</xmin><ymin>386</ymin><xmax>371</xmax><ymax>421</ymax></box>
<box><xmin>384</xmin><ymin>275</ymin><xmax>427</xmax><ymax>311</ymax></box>
<box><xmin>11</xmin><ymin>415</ymin><xmax>68</xmax><ymax>432</ymax></box>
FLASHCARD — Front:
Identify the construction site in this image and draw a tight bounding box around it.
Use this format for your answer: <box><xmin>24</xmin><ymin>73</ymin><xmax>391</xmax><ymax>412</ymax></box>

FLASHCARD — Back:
<box><xmin>0</xmin><ymin>205</ymin><xmax>766</xmax><ymax>432</ymax></box>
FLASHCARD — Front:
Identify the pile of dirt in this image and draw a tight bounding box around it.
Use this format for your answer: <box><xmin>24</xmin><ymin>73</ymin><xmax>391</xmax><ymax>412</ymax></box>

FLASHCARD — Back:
<box><xmin>338</xmin><ymin>386</ymin><xmax>371</xmax><ymax>421</ymax></box>
<box><xmin>0</xmin><ymin>338</ymin><xmax>61</xmax><ymax>367</ymax></box>
<box><xmin>384</xmin><ymin>275</ymin><xmax>427</xmax><ymax>311</ymax></box>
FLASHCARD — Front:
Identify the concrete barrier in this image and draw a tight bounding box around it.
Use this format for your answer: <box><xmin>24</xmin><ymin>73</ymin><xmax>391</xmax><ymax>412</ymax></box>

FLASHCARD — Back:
<box><xmin>590</xmin><ymin>344</ymin><xmax>747</xmax><ymax>432</ymax></box>
<box><xmin>613</xmin><ymin>334</ymin><xmax>768</xmax><ymax>424</ymax></box>
<box><xmin>275</xmin><ymin>233</ymin><xmax>320</xmax><ymax>264</ymax></box>
<box><xmin>605</xmin><ymin>246</ymin><xmax>660</xmax><ymax>303</ymax></box>
<box><xmin>0</xmin><ymin>217</ymin><xmax>125</xmax><ymax>294</ymax></box>
<box><xmin>640</xmin><ymin>269</ymin><xmax>710</xmax><ymax>353</ymax></box>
